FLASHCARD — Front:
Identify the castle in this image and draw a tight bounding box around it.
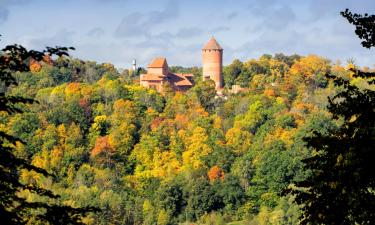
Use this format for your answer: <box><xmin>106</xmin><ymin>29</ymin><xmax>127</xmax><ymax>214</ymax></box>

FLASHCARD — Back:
<box><xmin>140</xmin><ymin>37</ymin><xmax>223</xmax><ymax>92</ymax></box>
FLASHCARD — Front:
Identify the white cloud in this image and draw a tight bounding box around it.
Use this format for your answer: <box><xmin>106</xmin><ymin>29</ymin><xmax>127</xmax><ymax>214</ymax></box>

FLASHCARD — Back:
<box><xmin>3</xmin><ymin>0</ymin><xmax>375</xmax><ymax>69</ymax></box>
<box><xmin>0</xmin><ymin>7</ymin><xmax>9</xmax><ymax>23</ymax></box>
<box><xmin>87</xmin><ymin>27</ymin><xmax>105</xmax><ymax>37</ymax></box>
<box><xmin>114</xmin><ymin>0</ymin><xmax>179</xmax><ymax>38</ymax></box>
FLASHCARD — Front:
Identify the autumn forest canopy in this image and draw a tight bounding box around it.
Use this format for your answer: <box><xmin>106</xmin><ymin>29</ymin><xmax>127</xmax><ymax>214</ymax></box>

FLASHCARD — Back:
<box><xmin>0</xmin><ymin>9</ymin><xmax>374</xmax><ymax>225</ymax></box>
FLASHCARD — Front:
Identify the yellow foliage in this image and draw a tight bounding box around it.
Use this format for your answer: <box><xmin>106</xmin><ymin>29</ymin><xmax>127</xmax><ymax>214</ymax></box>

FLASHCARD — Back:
<box><xmin>213</xmin><ymin>115</ymin><xmax>223</xmax><ymax>130</ymax></box>
<box><xmin>57</xmin><ymin>124</ymin><xmax>67</xmax><ymax>144</ymax></box>
<box><xmin>112</xmin><ymin>99</ymin><xmax>137</xmax><ymax>122</ymax></box>
<box><xmin>80</xmin><ymin>85</ymin><xmax>93</xmax><ymax>97</ymax></box>
<box><xmin>145</xmin><ymin>107</ymin><xmax>158</xmax><ymax>118</ymax></box>
<box><xmin>19</xmin><ymin>169</ymin><xmax>44</xmax><ymax>187</ymax></box>
<box><xmin>152</xmin><ymin>150</ymin><xmax>181</xmax><ymax>177</ymax></box>
<box><xmin>331</xmin><ymin>63</ymin><xmax>346</xmax><ymax>75</ymax></box>
<box><xmin>50</xmin><ymin>147</ymin><xmax>63</xmax><ymax>169</ymax></box>
<box><xmin>125</xmin><ymin>84</ymin><xmax>145</xmax><ymax>93</ymax></box>
<box><xmin>133</xmin><ymin>148</ymin><xmax>181</xmax><ymax>179</ymax></box>
<box><xmin>32</xmin><ymin>148</ymin><xmax>50</xmax><ymax>170</ymax></box>
<box><xmin>225</xmin><ymin>127</ymin><xmax>252</xmax><ymax>154</ymax></box>
<box><xmin>275</xmin><ymin>97</ymin><xmax>285</xmax><ymax>106</ymax></box>
<box><xmin>264</xmin><ymin>127</ymin><xmax>296</xmax><ymax>148</ymax></box>
<box><xmin>50</xmin><ymin>84</ymin><xmax>66</xmax><ymax>103</ymax></box>
<box><xmin>188</xmin><ymin>102</ymin><xmax>209</xmax><ymax>119</ymax></box>
<box><xmin>346</xmin><ymin>63</ymin><xmax>356</xmax><ymax>71</ymax></box>
<box><xmin>257</xmin><ymin>206</ymin><xmax>271</xmax><ymax>225</ymax></box>
<box><xmin>269</xmin><ymin>58</ymin><xmax>288</xmax><ymax>79</ymax></box>
<box><xmin>66</xmin><ymin>165</ymin><xmax>75</xmax><ymax>186</ymax></box>
<box><xmin>91</xmin><ymin>115</ymin><xmax>108</xmax><ymax>132</ymax></box>
<box><xmin>157</xmin><ymin>209</ymin><xmax>170</xmax><ymax>225</ymax></box>
<box><xmin>182</xmin><ymin>127</ymin><xmax>212</xmax><ymax>169</ymax></box>
<box><xmin>108</xmin><ymin>122</ymin><xmax>136</xmax><ymax>152</ymax></box>
<box><xmin>289</xmin><ymin>55</ymin><xmax>330</xmax><ymax>83</ymax></box>
<box><xmin>94</xmin><ymin>115</ymin><xmax>107</xmax><ymax>124</ymax></box>
<box><xmin>143</xmin><ymin>199</ymin><xmax>152</xmax><ymax>212</ymax></box>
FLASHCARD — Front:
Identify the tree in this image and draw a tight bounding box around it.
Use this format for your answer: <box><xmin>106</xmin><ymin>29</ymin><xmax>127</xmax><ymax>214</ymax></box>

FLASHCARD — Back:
<box><xmin>274</xmin><ymin>53</ymin><xmax>300</xmax><ymax>67</ymax></box>
<box><xmin>0</xmin><ymin>37</ymin><xmax>95</xmax><ymax>224</ymax></box>
<box><xmin>207</xmin><ymin>165</ymin><xmax>225</xmax><ymax>182</ymax></box>
<box><xmin>223</xmin><ymin>59</ymin><xmax>243</xmax><ymax>87</ymax></box>
<box><xmin>91</xmin><ymin>136</ymin><xmax>116</xmax><ymax>168</ymax></box>
<box><xmin>184</xmin><ymin>177</ymin><xmax>222</xmax><ymax>220</ymax></box>
<box><xmin>287</xmin><ymin>10</ymin><xmax>375</xmax><ymax>225</ymax></box>
<box><xmin>191</xmin><ymin>79</ymin><xmax>217</xmax><ymax>113</ymax></box>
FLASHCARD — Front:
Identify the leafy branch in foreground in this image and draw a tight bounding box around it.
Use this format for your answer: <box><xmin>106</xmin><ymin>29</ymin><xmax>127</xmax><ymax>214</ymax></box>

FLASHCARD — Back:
<box><xmin>0</xmin><ymin>36</ymin><xmax>96</xmax><ymax>224</ymax></box>
<box><xmin>341</xmin><ymin>9</ymin><xmax>375</xmax><ymax>48</ymax></box>
<box><xmin>286</xmin><ymin>9</ymin><xmax>375</xmax><ymax>225</ymax></box>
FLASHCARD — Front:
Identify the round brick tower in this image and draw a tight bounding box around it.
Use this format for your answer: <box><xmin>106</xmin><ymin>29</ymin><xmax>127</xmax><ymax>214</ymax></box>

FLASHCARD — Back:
<box><xmin>202</xmin><ymin>37</ymin><xmax>223</xmax><ymax>89</ymax></box>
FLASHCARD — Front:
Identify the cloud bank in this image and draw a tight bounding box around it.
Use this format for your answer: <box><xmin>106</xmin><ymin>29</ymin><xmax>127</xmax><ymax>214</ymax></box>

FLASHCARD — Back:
<box><xmin>1</xmin><ymin>0</ymin><xmax>375</xmax><ymax>69</ymax></box>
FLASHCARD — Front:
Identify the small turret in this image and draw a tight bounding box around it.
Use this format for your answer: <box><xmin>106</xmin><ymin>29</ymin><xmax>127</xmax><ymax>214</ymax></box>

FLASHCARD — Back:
<box><xmin>132</xmin><ymin>59</ymin><xmax>137</xmax><ymax>76</ymax></box>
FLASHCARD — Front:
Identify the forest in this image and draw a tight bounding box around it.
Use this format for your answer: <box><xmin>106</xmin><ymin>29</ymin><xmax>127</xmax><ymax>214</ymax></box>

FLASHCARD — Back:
<box><xmin>0</xmin><ymin>49</ymin><xmax>369</xmax><ymax>224</ymax></box>
<box><xmin>1</xmin><ymin>9</ymin><xmax>374</xmax><ymax>225</ymax></box>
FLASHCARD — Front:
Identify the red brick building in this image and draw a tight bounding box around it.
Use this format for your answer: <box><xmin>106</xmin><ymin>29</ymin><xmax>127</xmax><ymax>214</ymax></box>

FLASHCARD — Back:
<box><xmin>140</xmin><ymin>37</ymin><xmax>224</xmax><ymax>93</ymax></box>
<box><xmin>202</xmin><ymin>37</ymin><xmax>223</xmax><ymax>90</ymax></box>
<box><xmin>140</xmin><ymin>57</ymin><xmax>194</xmax><ymax>93</ymax></box>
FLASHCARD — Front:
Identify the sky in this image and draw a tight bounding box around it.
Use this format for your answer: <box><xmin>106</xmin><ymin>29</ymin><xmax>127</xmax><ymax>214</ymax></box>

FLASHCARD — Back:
<box><xmin>1</xmin><ymin>0</ymin><xmax>375</xmax><ymax>69</ymax></box>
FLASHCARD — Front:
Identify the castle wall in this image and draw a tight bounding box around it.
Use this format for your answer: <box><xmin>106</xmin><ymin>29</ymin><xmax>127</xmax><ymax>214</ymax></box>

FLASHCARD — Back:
<box><xmin>148</xmin><ymin>67</ymin><xmax>165</xmax><ymax>75</ymax></box>
<box><xmin>140</xmin><ymin>79</ymin><xmax>163</xmax><ymax>92</ymax></box>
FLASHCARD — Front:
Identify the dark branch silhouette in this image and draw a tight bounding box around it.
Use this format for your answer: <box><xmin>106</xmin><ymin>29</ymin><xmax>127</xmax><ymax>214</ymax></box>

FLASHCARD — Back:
<box><xmin>286</xmin><ymin>9</ymin><xmax>375</xmax><ymax>225</ymax></box>
<box><xmin>0</xmin><ymin>34</ymin><xmax>97</xmax><ymax>224</ymax></box>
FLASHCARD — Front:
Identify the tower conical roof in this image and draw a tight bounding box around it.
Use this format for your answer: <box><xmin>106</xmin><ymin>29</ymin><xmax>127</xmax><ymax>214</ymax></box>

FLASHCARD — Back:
<box><xmin>202</xmin><ymin>37</ymin><xmax>223</xmax><ymax>50</ymax></box>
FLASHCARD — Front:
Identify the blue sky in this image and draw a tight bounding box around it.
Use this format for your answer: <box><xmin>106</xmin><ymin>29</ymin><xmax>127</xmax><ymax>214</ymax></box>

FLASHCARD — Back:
<box><xmin>1</xmin><ymin>0</ymin><xmax>375</xmax><ymax>69</ymax></box>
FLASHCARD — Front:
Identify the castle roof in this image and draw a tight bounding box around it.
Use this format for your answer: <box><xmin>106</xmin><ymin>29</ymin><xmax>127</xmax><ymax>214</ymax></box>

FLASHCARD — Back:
<box><xmin>171</xmin><ymin>73</ymin><xmax>194</xmax><ymax>86</ymax></box>
<box><xmin>148</xmin><ymin>57</ymin><xmax>168</xmax><ymax>68</ymax></box>
<box><xmin>202</xmin><ymin>37</ymin><xmax>223</xmax><ymax>50</ymax></box>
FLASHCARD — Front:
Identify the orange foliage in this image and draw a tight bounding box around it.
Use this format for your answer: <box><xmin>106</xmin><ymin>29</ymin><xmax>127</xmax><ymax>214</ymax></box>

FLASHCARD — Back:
<box><xmin>264</xmin><ymin>89</ymin><xmax>276</xmax><ymax>97</ymax></box>
<box><xmin>207</xmin><ymin>165</ymin><xmax>225</xmax><ymax>182</ymax></box>
<box><xmin>42</xmin><ymin>55</ymin><xmax>53</xmax><ymax>65</ymax></box>
<box><xmin>79</xmin><ymin>98</ymin><xmax>89</xmax><ymax>108</ymax></box>
<box><xmin>65</xmin><ymin>82</ymin><xmax>81</xmax><ymax>95</ymax></box>
<box><xmin>293</xmin><ymin>102</ymin><xmax>314</xmax><ymax>114</ymax></box>
<box><xmin>79</xmin><ymin>97</ymin><xmax>91</xmax><ymax>115</ymax></box>
<box><xmin>91</xmin><ymin>136</ymin><xmax>115</xmax><ymax>158</ymax></box>
<box><xmin>29</xmin><ymin>58</ymin><xmax>41</xmax><ymax>73</ymax></box>
<box><xmin>174</xmin><ymin>113</ymin><xmax>189</xmax><ymax>129</ymax></box>
<box><xmin>280</xmin><ymin>81</ymin><xmax>295</xmax><ymax>94</ymax></box>
<box><xmin>151</xmin><ymin>117</ymin><xmax>164</xmax><ymax>130</ymax></box>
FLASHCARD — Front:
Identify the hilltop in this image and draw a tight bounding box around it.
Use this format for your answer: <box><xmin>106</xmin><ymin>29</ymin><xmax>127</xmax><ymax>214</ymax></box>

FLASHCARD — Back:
<box><xmin>4</xmin><ymin>52</ymin><xmax>372</xmax><ymax>224</ymax></box>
